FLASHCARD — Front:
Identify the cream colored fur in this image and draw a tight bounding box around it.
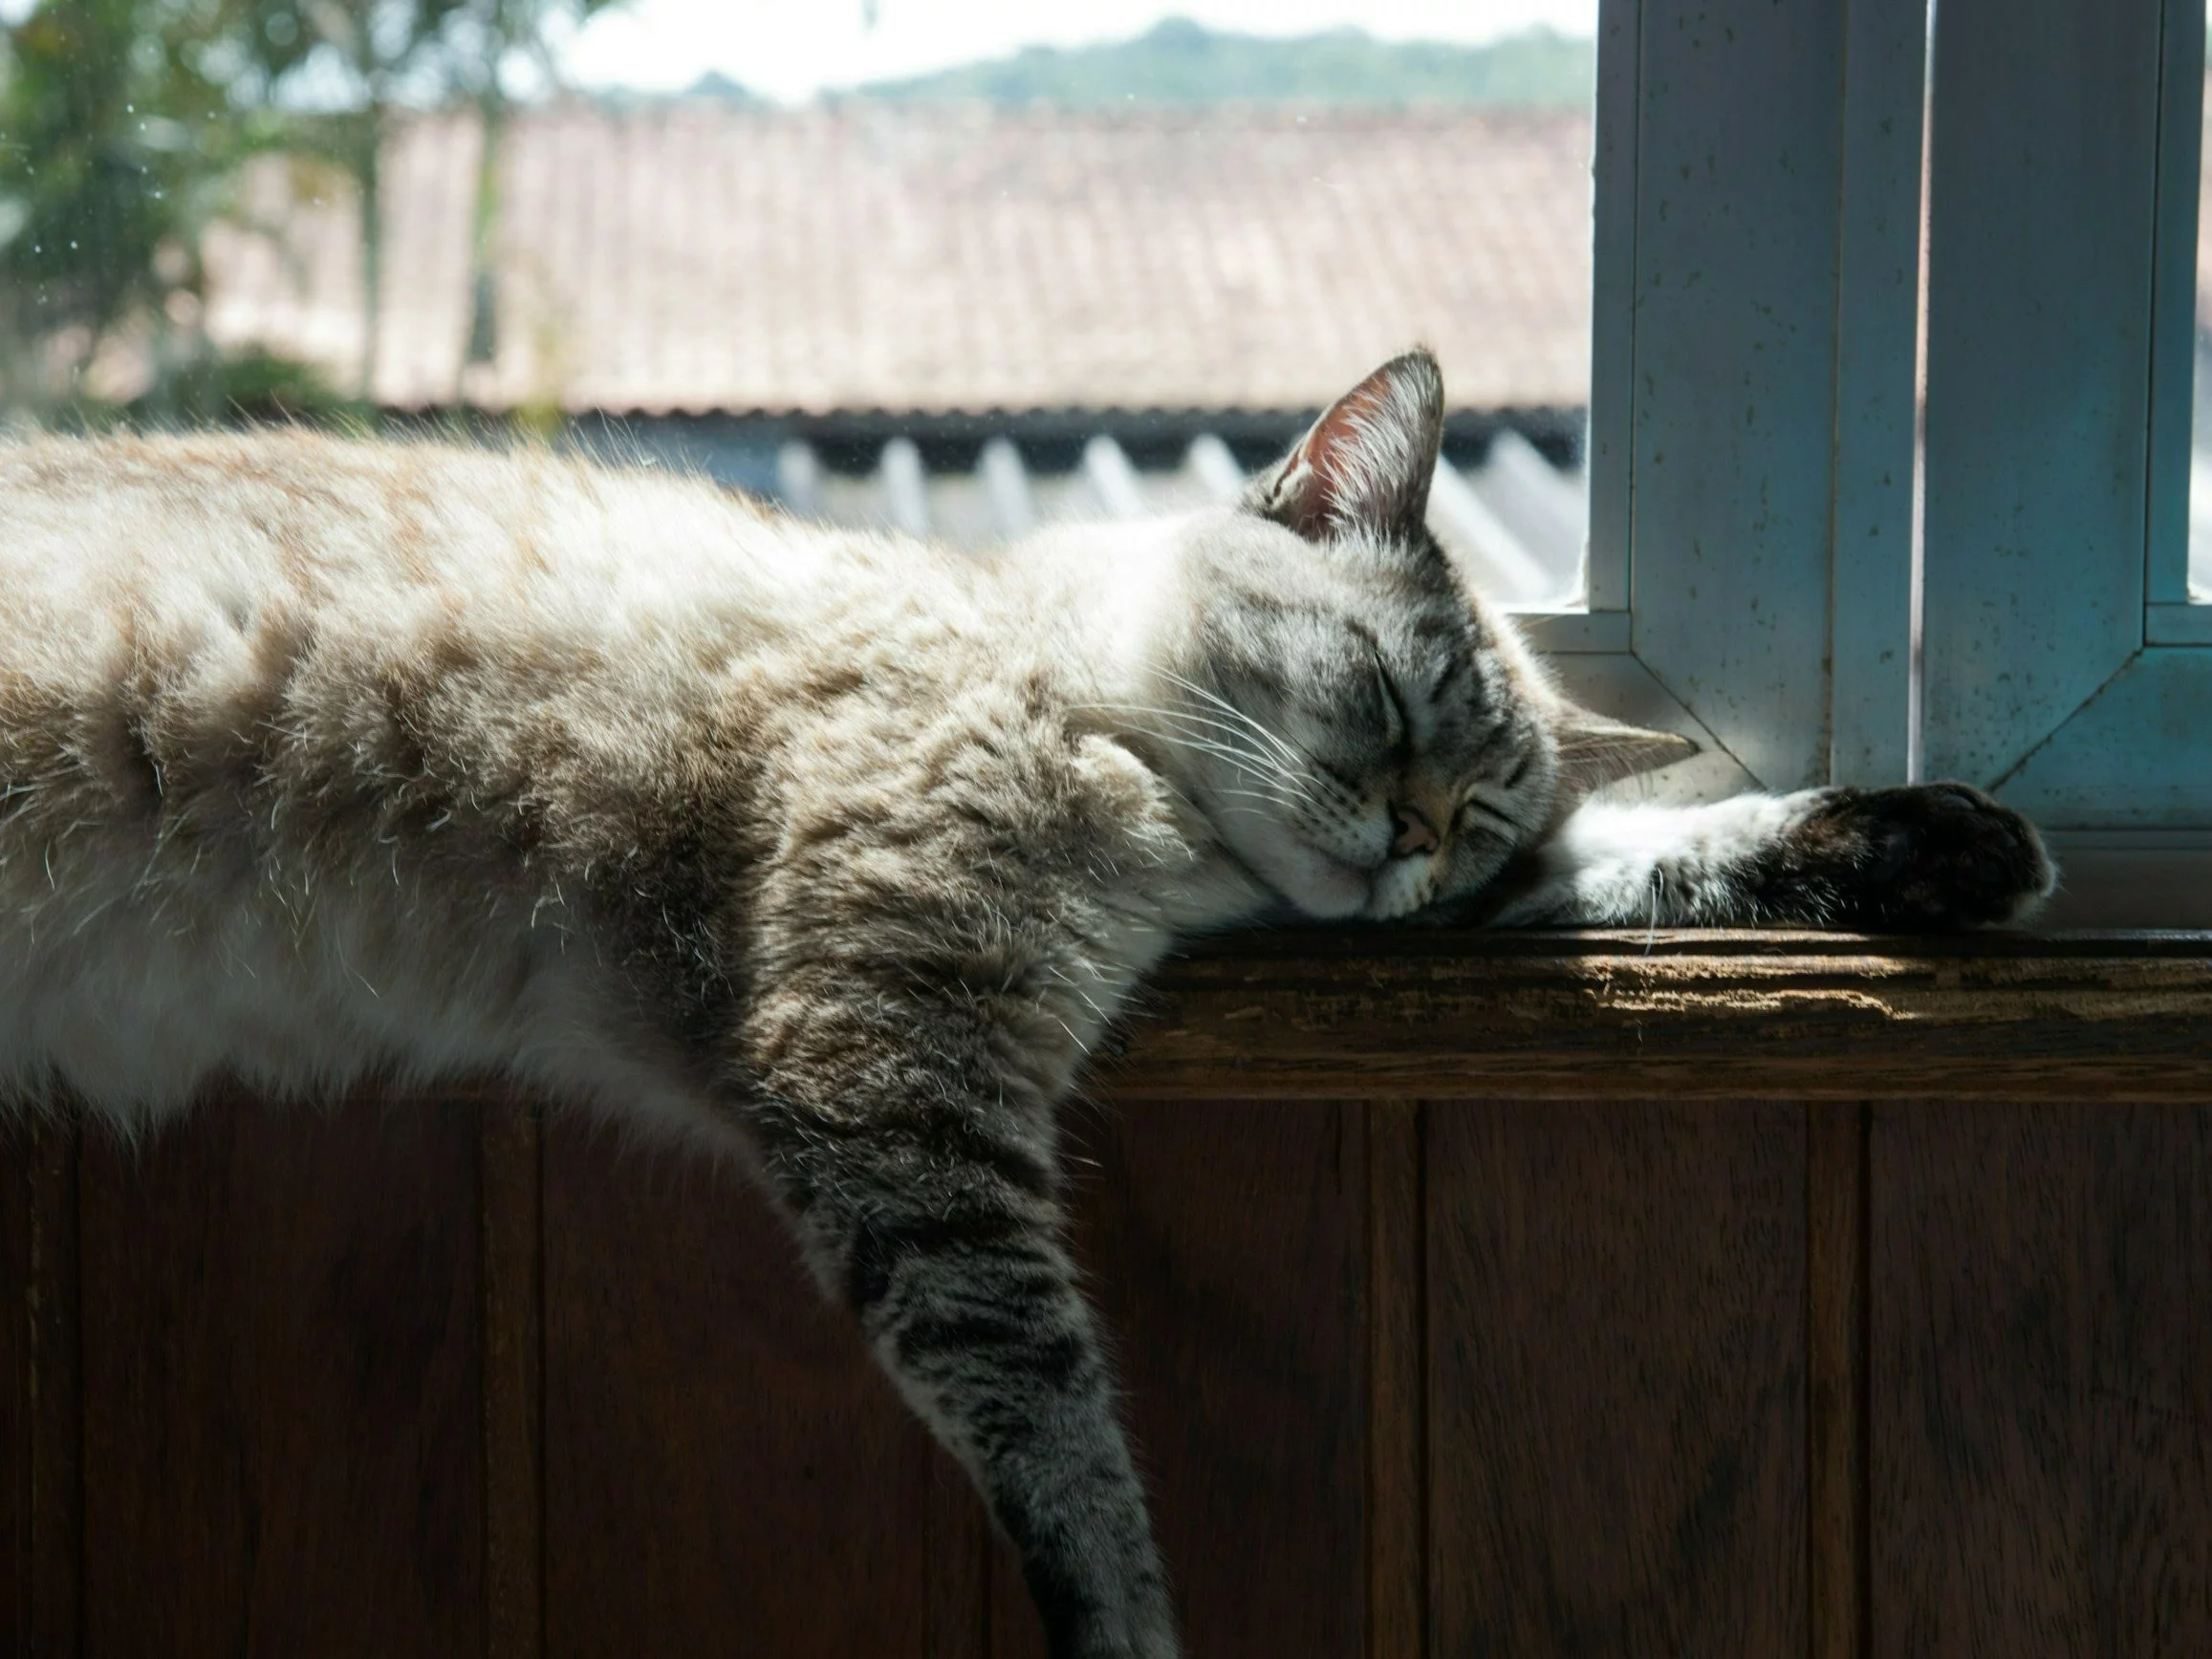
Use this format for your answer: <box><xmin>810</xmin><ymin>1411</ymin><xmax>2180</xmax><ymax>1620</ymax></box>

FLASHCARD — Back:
<box><xmin>0</xmin><ymin>431</ymin><xmax>1258</xmax><ymax>1136</ymax></box>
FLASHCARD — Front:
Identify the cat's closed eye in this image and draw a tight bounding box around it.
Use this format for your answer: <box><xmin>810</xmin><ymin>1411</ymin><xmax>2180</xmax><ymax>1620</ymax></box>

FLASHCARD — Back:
<box><xmin>1371</xmin><ymin>654</ymin><xmax>1411</xmax><ymax>752</ymax></box>
<box><xmin>1458</xmin><ymin>790</ymin><xmax>1519</xmax><ymax>837</ymax></box>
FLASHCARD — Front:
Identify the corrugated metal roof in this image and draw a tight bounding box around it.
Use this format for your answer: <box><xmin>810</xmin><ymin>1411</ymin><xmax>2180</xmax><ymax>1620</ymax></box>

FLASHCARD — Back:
<box><xmin>203</xmin><ymin>104</ymin><xmax>1595</xmax><ymax>417</ymax></box>
<box><xmin>748</xmin><ymin>427</ymin><xmax>1587</xmax><ymax>608</ymax></box>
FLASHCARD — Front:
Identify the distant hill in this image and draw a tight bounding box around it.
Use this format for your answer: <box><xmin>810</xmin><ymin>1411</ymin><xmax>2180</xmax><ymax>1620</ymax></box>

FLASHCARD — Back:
<box><xmin>685</xmin><ymin>71</ymin><xmax>766</xmax><ymax>105</ymax></box>
<box><xmin>843</xmin><ymin>17</ymin><xmax>1596</xmax><ymax>110</ymax></box>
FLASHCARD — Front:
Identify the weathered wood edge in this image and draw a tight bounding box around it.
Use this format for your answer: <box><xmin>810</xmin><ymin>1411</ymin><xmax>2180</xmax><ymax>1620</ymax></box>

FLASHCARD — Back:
<box><xmin>1165</xmin><ymin>927</ymin><xmax>2212</xmax><ymax>963</ymax></box>
<box><xmin>1099</xmin><ymin>933</ymin><xmax>2212</xmax><ymax>1100</ymax></box>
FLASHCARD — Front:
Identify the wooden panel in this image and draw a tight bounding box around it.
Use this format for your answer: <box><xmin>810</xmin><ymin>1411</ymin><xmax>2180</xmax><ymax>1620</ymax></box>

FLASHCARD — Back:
<box><xmin>1919</xmin><ymin>0</ymin><xmax>2161</xmax><ymax>786</ymax></box>
<box><xmin>78</xmin><ymin>1096</ymin><xmax>486</xmax><ymax>1658</ymax></box>
<box><xmin>482</xmin><ymin>1101</ymin><xmax>544</xmax><ymax>1659</ymax></box>
<box><xmin>1368</xmin><ymin>1101</ymin><xmax>1425</xmax><ymax>1659</ymax></box>
<box><xmin>1871</xmin><ymin>1102</ymin><xmax>2212</xmax><ymax>1653</ymax></box>
<box><xmin>23</xmin><ymin>1123</ymin><xmax>78</xmax><ymax>1659</ymax></box>
<box><xmin>0</xmin><ymin>1127</ymin><xmax>26</xmax><ymax>1655</ymax></box>
<box><xmin>541</xmin><ymin>1120</ymin><xmax>973</xmax><ymax>1658</ymax></box>
<box><xmin>1426</xmin><ymin>1100</ymin><xmax>1807</xmax><ymax>1657</ymax></box>
<box><xmin>1111</xmin><ymin>930</ymin><xmax>2212</xmax><ymax>1100</ymax></box>
<box><xmin>991</xmin><ymin>1101</ymin><xmax>1369</xmax><ymax>1659</ymax></box>
<box><xmin>0</xmin><ymin>1121</ymin><xmax>81</xmax><ymax>1659</ymax></box>
<box><xmin>1809</xmin><ymin>1102</ymin><xmax>1868</xmax><ymax>1659</ymax></box>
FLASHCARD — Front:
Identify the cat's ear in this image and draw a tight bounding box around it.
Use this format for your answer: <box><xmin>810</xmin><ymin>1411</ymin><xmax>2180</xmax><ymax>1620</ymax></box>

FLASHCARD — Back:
<box><xmin>1242</xmin><ymin>349</ymin><xmax>1445</xmax><ymax>542</ymax></box>
<box><xmin>1553</xmin><ymin>706</ymin><xmax>1701</xmax><ymax>794</ymax></box>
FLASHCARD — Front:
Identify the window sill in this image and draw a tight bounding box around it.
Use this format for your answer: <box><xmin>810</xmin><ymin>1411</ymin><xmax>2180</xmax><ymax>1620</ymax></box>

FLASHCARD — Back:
<box><xmin>1106</xmin><ymin>929</ymin><xmax>2212</xmax><ymax>1100</ymax></box>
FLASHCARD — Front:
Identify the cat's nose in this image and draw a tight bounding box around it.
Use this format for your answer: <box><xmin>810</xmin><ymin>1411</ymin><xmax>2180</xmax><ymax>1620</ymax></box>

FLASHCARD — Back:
<box><xmin>1389</xmin><ymin>804</ymin><xmax>1439</xmax><ymax>858</ymax></box>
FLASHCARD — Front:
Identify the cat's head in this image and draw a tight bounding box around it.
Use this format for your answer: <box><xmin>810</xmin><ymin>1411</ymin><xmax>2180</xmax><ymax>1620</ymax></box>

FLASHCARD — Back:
<box><xmin>1151</xmin><ymin>349</ymin><xmax>1692</xmax><ymax>920</ymax></box>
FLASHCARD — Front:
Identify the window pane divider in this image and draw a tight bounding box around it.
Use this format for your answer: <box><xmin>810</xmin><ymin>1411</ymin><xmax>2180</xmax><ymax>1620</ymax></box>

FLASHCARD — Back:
<box><xmin>2145</xmin><ymin>602</ymin><xmax>2212</xmax><ymax>645</ymax></box>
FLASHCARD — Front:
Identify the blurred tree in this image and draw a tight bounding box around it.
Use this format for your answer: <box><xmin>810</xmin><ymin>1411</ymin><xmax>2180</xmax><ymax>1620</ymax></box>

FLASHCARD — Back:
<box><xmin>239</xmin><ymin>0</ymin><xmax>616</xmax><ymax>399</ymax></box>
<box><xmin>0</xmin><ymin>0</ymin><xmax>293</xmax><ymax>415</ymax></box>
<box><xmin>0</xmin><ymin>0</ymin><xmax>611</xmax><ymax>420</ymax></box>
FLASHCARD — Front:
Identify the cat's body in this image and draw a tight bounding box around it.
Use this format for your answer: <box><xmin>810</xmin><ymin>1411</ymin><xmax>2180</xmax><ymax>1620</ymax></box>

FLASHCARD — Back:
<box><xmin>0</xmin><ymin>355</ymin><xmax>2051</xmax><ymax>1658</ymax></box>
<box><xmin>0</xmin><ymin>426</ymin><xmax>1237</xmax><ymax>1134</ymax></box>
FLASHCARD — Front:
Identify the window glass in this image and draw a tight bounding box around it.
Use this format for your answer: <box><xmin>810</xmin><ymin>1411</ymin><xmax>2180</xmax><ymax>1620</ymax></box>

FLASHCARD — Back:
<box><xmin>2</xmin><ymin>2</ymin><xmax>1597</xmax><ymax>603</ymax></box>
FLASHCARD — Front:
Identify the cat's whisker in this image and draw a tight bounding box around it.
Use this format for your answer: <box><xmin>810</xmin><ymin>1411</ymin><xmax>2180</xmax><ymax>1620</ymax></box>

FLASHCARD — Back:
<box><xmin>1134</xmin><ymin>724</ymin><xmax>1306</xmax><ymax>796</ymax></box>
<box><xmin>1158</xmin><ymin>671</ymin><xmax>1306</xmax><ymax>769</ymax></box>
<box><xmin>1078</xmin><ymin>701</ymin><xmax>1312</xmax><ymax>789</ymax></box>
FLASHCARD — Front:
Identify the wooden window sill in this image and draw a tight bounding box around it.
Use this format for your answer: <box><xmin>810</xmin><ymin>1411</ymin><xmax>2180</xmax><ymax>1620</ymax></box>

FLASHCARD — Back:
<box><xmin>1108</xmin><ymin>929</ymin><xmax>2212</xmax><ymax>1099</ymax></box>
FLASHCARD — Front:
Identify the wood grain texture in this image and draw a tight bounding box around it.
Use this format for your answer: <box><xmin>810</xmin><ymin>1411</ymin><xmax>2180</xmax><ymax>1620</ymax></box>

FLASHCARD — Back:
<box><xmin>482</xmin><ymin>1100</ymin><xmax>544</xmax><ymax>1659</ymax></box>
<box><xmin>11</xmin><ymin>936</ymin><xmax>2212</xmax><ymax>1659</ymax></box>
<box><xmin>991</xmin><ymin>1101</ymin><xmax>1369</xmax><ymax>1659</ymax></box>
<box><xmin>1807</xmin><ymin>1102</ymin><xmax>1867</xmax><ymax>1659</ymax></box>
<box><xmin>22</xmin><ymin>1121</ymin><xmax>79</xmax><ymax>1659</ymax></box>
<box><xmin>77</xmin><ymin>1095</ymin><xmax>486</xmax><ymax>1659</ymax></box>
<box><xmin>4</xmin><ymin>1119</ymin><xmax>80</xmax><ymax>1659</ymax></box>
<box><xmin>1367</xmin><ymin>1101</ymin><xmax>1425</xmax><ymax>1659</ymax></box>
<box><xmin>1425</xmin><ymin>1100</ymin><xmax>1807</xmax><ymax>1657</ymax></box>
<box><xmin>1871</xmin><ymin>1102</ymin><xmax>2212</xmax><ymax>1653</ymax></box>
<box><xmin>540</xmin><ymin>1118</ymin><xmax>965</xmax><ymax>1659</ymax></box>
<box><xmin>0</xmin><ymin>1128</ymin><xmax>21</xmax><ymax>1658</ymax></box>
<box><xmin>0</xmin><ymin>1124</ymin><xmax>56</xmax><ymax>1659</ymax></box>
<box><xmin>1106</xmin><ymin>931</ymin><xmax>2212</xmax><ymax>1099</ymax></box>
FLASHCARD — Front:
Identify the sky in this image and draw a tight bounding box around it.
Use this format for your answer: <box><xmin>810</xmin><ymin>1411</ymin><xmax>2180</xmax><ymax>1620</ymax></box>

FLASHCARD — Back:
<box><xmin>553</xmin><ymin>0</ymin><xmax>1602</xmax><ymax>104</ymax></box>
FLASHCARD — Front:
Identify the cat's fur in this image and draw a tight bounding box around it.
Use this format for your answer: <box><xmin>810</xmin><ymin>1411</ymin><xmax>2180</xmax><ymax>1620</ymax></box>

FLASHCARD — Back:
<box><xmin>0</xmin><ymin>352</ymin><xmax>2049</xmax><ymax>1657</ymax></box>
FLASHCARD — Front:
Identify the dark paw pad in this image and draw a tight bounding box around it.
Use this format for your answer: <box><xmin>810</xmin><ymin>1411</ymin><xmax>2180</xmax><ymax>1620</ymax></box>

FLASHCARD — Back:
<box><xmin>1797</xmin><ymin>784</ymin><xmax>2055</xmax><ymax>929</ymax></box>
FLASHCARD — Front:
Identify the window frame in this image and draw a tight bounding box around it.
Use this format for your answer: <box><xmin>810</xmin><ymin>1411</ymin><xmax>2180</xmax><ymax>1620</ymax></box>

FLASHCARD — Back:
<box><xmin>1566</xmin><ymin>0</ymin><xmax>2212</xmax><ymax>914</ymax></box>
<box><xmin>1535</xmin><ymin>0</ymin><xmax>1926</xmax><ymax>805</ymax></box>
<box><xmin>1916</xmin><ymin>0</ymin><xmax>2212</xmax><ymax>833</ymax></box>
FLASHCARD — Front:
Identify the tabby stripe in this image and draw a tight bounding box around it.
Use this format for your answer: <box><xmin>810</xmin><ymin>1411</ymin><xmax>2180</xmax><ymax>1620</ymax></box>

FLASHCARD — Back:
<box><xmin>844</xmin><ymin>1209</ymin><xmax>1034</xmax><ymax>1311</ymax></box>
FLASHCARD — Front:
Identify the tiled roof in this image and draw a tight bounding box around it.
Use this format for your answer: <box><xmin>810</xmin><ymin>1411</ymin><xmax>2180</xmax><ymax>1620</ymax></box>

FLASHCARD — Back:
<box><xmin>202</xmin><ymin>104</ymin><xmax>1594</xmax><ymax>417</ymax></box>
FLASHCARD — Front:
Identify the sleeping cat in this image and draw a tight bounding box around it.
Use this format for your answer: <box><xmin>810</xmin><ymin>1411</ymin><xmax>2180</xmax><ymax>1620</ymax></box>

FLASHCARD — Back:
<box><xmin>0</xmin><ymin>350</ymin><xmax>2049</xmax><ymax>1658</ymax></box>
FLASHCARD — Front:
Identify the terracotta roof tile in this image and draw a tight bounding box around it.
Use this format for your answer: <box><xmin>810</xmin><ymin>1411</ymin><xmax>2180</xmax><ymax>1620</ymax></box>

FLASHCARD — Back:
<box><xmin>204</xmin><ymin>104</ymin><xmax>1594</xmax><ymax>416</ymax></box>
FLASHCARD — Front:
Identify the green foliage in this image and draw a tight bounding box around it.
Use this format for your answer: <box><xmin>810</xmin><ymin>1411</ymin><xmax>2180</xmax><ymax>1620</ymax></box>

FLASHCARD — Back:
<box><xmin>0</xmin><ymin>0</ymin><xmax>281</xmax><ymax>407</ymax></box>
<box><xmin>850</xmin><ymin>17</ymin><xmax>1596</xmax><ymax>110</ymax></box>
<box><xmin>150</xmin><ymin>343</ymin><xmax>364</xmax><ymax>423</ymax></box>
<box><xmin>0</xmin><ymin>0</ymin><xmax>611</xmax><ymax>422</ymax></box>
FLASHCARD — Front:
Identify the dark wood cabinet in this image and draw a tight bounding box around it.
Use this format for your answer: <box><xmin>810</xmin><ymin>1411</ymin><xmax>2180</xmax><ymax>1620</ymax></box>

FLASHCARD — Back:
<box><xmin>6</xmin><ymin>933</ymin><xmax>2209</xmax><ymax>1656</ymax></box>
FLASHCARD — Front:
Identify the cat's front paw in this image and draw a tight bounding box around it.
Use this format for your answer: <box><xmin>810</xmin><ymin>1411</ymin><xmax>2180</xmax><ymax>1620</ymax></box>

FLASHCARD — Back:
<box><xmin>1793</xmin><ymin>783</ymin><xmax>2055</xmax><ymax>929</ymax></box>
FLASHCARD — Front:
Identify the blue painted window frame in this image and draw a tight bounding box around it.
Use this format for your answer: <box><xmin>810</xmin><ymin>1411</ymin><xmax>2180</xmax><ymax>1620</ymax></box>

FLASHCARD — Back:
<box><xmin>1916</xmin><ymin>0</ymin><xmax>2212</xmax><ymax>833</ymax></box>
<box><xmin>1573</xmin><ymin>0</ymin><xmax>2211</xmax><ymax>878</ymax></box>
<box><xmin>1556</xmin><ymin>0</ymin><xmax>1925</xmax><ymax>804</ymax></box>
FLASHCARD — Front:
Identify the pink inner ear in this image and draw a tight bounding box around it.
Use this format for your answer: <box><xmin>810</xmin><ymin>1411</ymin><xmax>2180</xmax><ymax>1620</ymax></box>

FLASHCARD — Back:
<box><xmin>1273</xmin><ymin>448</ymin><xmax>1332</xmax><ymax>540</ymax></box>
<box><xmin>1299</xmin><ymin>381</ymin><xmax>1391</xmax><ymax>527</ymax></box>
<box><xmin>1258</xmin><ymin>349</ymin><xmax>1443</xmax><ymax>541</ymax></box>
<box><xmin>1274</xmin><ymin>384</ymin><xmax>1384</xmax><ymax>539</ymax></box>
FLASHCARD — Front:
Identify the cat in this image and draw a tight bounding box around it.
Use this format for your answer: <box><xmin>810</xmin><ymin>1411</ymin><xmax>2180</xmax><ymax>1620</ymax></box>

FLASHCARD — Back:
<box><xmin>0</xmin><ymin>349</ymin><xmax>2049</xmax><ymax>1658</ymax></box>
